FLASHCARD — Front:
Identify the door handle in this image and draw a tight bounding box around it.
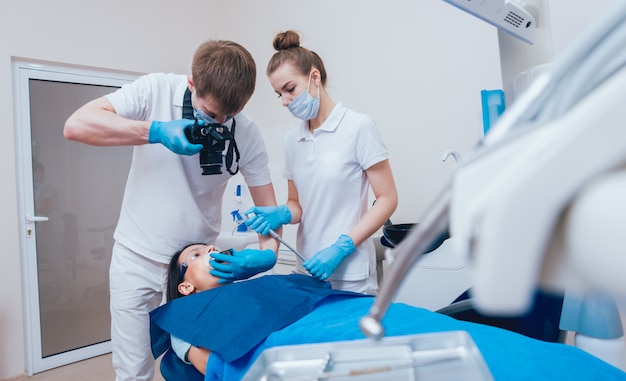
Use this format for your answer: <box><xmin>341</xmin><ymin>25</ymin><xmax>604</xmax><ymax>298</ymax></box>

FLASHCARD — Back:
<box><xmin>26</xmin><ymin>214</ymin><xmax>49</xmax><ymax>222</ymax></box>
<box><xmin>25</xmin><ymin>215</ymin><xmax>49</xmax><ymax>237</ymax></box>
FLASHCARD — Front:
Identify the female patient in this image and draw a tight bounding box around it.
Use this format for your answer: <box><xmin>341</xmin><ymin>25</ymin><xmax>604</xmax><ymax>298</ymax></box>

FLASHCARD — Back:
<box><xmin>165</xmin><ymin>243</ymin><xmax>224</xmax><ymax>375</ymax></box>
<box><xmin>153</xmin><ymin>245</ymin><xmax>623</xmax><ymax>381</ymax></box>
<box><xmin>158</xmin><ymin>242</ymin><xmax>364</xmax><ymax>378</ymax></box>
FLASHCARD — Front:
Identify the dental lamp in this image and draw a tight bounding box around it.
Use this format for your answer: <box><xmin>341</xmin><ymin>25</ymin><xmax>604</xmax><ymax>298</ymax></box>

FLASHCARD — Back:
<box><xmin>445</xmin><ymin>0</ymin><xmax>555</xmax><ymax>107</ymax></box>
<box><xmin>442</xmin><ymin>0</ymin><xmax>537</xmax><ymax>44</ymax></box>
<box><xmin>362</xmin><ymin>0</ymin><xmax>626</xmax><ymax>369</ymax></box>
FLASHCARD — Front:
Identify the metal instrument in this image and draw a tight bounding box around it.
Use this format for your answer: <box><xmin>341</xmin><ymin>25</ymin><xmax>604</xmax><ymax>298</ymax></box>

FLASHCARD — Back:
<box><xmin>242</xmin><ymin>212</ymin><xmax>306</xmax><ymax>261</ymax></box>
<box><xmin>267</xmin><ymin>229</ymin><xmax>306</xmax><ymax>262</ymax></box>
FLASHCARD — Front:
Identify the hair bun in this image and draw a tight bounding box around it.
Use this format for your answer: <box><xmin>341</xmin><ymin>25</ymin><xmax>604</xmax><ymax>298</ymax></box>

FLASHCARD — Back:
<box><xmin>273</xmin><ymin>30</ymin><xmax>301</xmax><ymax>51</ymax></box>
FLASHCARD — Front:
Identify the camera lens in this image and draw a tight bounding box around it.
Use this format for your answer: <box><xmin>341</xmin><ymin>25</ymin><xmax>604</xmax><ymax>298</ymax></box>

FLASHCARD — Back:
<box><xmin>199</xmin><ymin>150</ymin><xmax>223</xmax><ymax>175</ymax></box>
<box><xmin>201</xmin><ymin>165</ymin><xmax>222</xmax><ymax>175</ymax></box>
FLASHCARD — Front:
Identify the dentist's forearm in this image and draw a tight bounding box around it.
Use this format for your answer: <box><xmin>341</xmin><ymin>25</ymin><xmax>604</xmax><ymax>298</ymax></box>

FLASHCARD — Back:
<box><xmin>64</xmin><ymin>97</ymin><xmax>150</xmax><ymax>146</ymax></box>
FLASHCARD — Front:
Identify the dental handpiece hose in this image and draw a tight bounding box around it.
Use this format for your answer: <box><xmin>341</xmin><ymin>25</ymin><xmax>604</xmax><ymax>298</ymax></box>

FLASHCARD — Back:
<box><xmin>244</xmin><ymin>213</ymin><xmax>306</xmax><ymax>262</ymax></box>
<box><xmin>267</xmin><ymin>230</ymin><xmax>306</xmax><ymax>262</ymax></box>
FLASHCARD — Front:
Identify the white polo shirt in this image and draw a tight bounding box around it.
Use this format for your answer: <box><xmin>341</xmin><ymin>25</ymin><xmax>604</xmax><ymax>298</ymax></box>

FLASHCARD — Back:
<box><xmin>106</xmin><ymin>73</ymin><xmax>271</xmax><ymax>263</ymax></box>
<box><xmin>283</xmin><ymin>102</ymin><xmax>388</xmax><ymax>281</ymax></box>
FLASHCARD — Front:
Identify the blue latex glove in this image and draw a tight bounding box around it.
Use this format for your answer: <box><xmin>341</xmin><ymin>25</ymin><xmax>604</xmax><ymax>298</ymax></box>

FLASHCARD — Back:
<box><xmin>148</xmin><ymin>119</ymin><xmax>204</xmax><ymax>155</ymax></box>
<box><xmin>209</xmin><ymin>248</ymin><xmax>276</xmax><ymax>283</ymax></box>
<box><xmin>303</xmin><ymin>234</ymin><xmax>356</xmax><ymax>281</ymax></box>
<box><xmin>244</xmin><ymin>205</ymin><xmax>292</xmax><ymax>236</ymax></box>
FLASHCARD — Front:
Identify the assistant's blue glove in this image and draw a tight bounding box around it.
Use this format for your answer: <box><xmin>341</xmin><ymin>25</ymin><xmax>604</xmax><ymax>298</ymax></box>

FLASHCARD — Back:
<box><xmin>303</xmin><ymin>234</ymin><xmax>356</xmax><ymax>281</ymax></box>
<box><xmin>244</xmin><ymin>205</ymin><xmax>292</xmax><ymax>236</ymax></box>
<box><xmin>209</xmin><ymin>248</ymin><xmax>276</xmax><ymax>283</ymax></box>
<box><xmin>148</xmin><ymin>119</ymin><xmax>204</xmax><ymax>155</ymax></box>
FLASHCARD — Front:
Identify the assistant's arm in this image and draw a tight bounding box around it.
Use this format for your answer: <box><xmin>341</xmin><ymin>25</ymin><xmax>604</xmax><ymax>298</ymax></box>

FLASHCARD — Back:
<box><xmin>284</xmin><ymin>180</ymin><xmax>303</xmax><ymax>224</ymax></box>
<box><xmin>208</xmin><ymin>183</ymin><xmax>279</xmax><ymax>282</ymax></box>
<box><xmin>347</xmin><ymin>159</ymin><xmax>398</xmax><ymax>246</ymax></box>
<box><xmin>244</xmin><ymin>180</ymin><xmax>303</xmax><ymax>235</ymax></box>
<box><xmin>63</xmin><ymin>97</ymin><xmax>150</xmax><ymax>146</ymax></box>
<box><xmin>248</xmin><ymin>183</ymin><xmax>280</xmax><ymax>253</ymax></box>
<box><xmin>303</xmin><ymin>160</ymin><xmax>398</xmax><ymax>280</ymax></box>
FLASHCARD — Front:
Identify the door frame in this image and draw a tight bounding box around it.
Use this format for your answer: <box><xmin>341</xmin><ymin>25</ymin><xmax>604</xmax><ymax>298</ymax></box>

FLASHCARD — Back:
<box><xmin>13</xmin><ymin>60</ymin><xmax>138</xmax><ymax>375</ymax></box>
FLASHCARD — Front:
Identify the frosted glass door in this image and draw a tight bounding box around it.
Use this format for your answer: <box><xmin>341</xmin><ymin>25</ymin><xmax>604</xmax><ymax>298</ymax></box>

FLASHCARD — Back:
<box><xmin>15</xmin><ymin>63</ymin><xmax>136</xmax><ymax>374</ymax></box>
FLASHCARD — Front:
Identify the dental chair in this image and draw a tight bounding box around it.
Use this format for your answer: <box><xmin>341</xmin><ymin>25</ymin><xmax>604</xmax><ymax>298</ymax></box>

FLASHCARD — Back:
<box><xmin>382</xmin><ymin>231</ymin><xmax>566</xmax><ymax>344</ymax></box>
<box><xmin>438</xmin><ymin>288</ymin><xmax>565</xmax><ymax>343</ymax></box>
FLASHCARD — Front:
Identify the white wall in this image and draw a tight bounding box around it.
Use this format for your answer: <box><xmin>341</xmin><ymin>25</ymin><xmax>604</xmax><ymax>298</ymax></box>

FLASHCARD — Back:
<box><xmin>218</xmin><ymin>1</ymin><xmax>502</xmax><ymax>226</ymax></box>
<box><xmin>216</xmin><ymin>0</ymin><xmax>617</xmax><ymax>234</ymax></box>
<box><xmin>0</xmin><ymin>0</ymin><xmax>619</xmax><ymax>379</ymax></box>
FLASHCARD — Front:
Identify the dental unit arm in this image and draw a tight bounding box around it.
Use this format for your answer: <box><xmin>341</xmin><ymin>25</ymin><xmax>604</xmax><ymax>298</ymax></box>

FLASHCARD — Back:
<box><xmin>361</xmin><ymin>0</ymin><xmax>626</xmax><ymax>355</ymax></box>
<box><xmin>450</xmin><ymin>0</ymin><xmax>626</xmax><ymax>313</ymax></box>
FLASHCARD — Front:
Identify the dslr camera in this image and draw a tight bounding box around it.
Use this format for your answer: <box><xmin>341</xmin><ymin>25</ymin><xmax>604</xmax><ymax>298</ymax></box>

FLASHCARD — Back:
<box><xmin>185</xmin><ymin>118</ymin><xmax>237</xmax><ymax>175</ymax></box>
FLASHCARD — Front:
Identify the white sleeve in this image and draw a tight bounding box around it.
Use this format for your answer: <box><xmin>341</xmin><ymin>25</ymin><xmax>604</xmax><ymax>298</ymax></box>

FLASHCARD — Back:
<box><xmin>356</xmin><ymin>115</ymin><xmax>388</xmax><ymax>170</ymax></box>
<box><xmin>235</xmin><ymin>113</ymin><xmax>273</xmax><ymax>187</ymax></box>
<box><xmin>170</xmin><ymin>334</ymin><xmax>192</xmax><ymax>364</ymax></box>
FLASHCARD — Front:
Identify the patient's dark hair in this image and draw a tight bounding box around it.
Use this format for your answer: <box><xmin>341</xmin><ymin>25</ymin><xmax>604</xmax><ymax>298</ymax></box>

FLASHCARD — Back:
<box><xmin>166</xmin><ymin>243</ymin><xmax>205</xmax><ymax>302</ymax></box>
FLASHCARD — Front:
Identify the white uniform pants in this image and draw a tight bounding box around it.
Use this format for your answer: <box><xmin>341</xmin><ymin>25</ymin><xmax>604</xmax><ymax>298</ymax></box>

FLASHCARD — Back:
<box><xmin>330</xmin><ymin>271</ymin><xmax>379</xmax><ymax>296</ymax></box>
<box><xmin>110</xmin><ymin>241</ymin><xmax>167</xmax><ymax>381</ymax></box>
<box><xmin>296</xmin><ymin>266</ymin><xmax>379</xmax><ymax>296</ymax></box>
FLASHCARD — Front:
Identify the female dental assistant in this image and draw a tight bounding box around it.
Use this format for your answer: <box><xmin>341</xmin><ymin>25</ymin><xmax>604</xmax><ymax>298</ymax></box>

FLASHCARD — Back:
<box><xmin>246</xmin><ymin>30</ymin><xmax>398</xmax><ymax>295</ymax></box>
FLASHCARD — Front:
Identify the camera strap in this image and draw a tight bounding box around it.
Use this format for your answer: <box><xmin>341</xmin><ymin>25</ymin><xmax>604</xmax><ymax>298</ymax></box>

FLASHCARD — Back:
<box><xmin>224</xmin><ymin>119</ymin><xmax>240</xmax><ymax>176</ymax></box>
<box><xmin>182</xmin><ymin>88</ymin><xmax>194</xmax><ymax>119</ymax></box>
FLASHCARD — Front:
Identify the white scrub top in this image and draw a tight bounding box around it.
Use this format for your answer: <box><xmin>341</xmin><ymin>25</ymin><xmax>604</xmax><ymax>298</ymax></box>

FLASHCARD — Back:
<box><xmin>283</xmin><ymin>102</ymin><xmax>388</xmax><ymax>281</ymax></box>
<box><xmin>106</xmin><ymin>73</ymin><xmax>271</xmax><ymax>263</ymax></box>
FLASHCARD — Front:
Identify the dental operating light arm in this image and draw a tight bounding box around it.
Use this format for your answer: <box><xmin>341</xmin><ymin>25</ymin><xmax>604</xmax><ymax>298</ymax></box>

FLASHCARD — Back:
<box><xmin>455</xmin><ymin>71</ymin><xmax>626</xmax><ymax>313</ymax></box>
<box><xmin>442</xmin><ymin>0</ymin><xmax>537</xmax><ymax>44</ymax></box>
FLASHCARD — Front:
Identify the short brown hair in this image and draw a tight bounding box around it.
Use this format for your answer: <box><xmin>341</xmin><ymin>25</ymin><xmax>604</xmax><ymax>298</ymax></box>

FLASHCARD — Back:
<box><xmin>192</xmin><ymin>40</ymin><xmax>256</xmax><ymax>115</ymax></box>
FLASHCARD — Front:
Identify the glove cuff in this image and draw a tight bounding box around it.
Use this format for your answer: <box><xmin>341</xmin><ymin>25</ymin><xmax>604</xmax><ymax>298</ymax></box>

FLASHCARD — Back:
<box><xmin>335</xmin><ymin>234</ymin><xmax>356</xmax><ymax>257</ymax></box>
<box><xmin>277</xmin><ymin>205</ymin><xmax>292</xmax><ymax>225</ymax></box>
<box><xmin>256</xmin><ymin>249</ymin><xmax>277</xmax><ymax>273</ymax></box>
<box><xmin>148</xmin><ymin>121</ymin><xmax>160</xmax><ymax>144</ymax></box>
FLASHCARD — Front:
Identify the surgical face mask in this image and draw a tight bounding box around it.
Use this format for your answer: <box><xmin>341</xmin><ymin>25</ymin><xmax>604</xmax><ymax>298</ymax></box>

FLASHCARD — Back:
<box><xmin>193</xmin><ymin>92</ymin><xmax>233</xmax><ymax>124</ymax></box>
<box><xmin>287</xmin><ymin>74</ymin><xmax>320</xmax><ymax>120</ymax></box>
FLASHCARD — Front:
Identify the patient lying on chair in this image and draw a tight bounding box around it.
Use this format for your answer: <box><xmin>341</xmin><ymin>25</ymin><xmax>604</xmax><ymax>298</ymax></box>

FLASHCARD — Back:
<box><xmin>164</xmin><ymin>243</ymin><xmax>223</xmax><ymax>375</ymax></box>
<box><xmin>158</xmin><ymin>243</ymin><xmax>365</xmax><ymax>377</ymax></box>
<box><xmin>151</xmin><ymin>245</ymin><xmax>626</xmax><ymax>381</ymax></box>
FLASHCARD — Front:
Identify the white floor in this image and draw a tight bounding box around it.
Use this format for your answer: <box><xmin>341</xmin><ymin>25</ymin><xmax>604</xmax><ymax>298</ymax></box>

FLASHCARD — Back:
<box><xmin>26</xmin><ymin>354</ymin><xmax>165</xmax><ymax>381</ymax></box>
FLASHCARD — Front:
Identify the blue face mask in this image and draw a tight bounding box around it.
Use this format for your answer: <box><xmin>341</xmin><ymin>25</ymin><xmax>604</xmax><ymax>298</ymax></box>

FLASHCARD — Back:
<box><xmin>287</xmin><ymin>74</ymin><xmax>320</xmax><ymax>121</ymax></box>
<box><xmin>193</xmin><ymin>92</ymin><xmax>233</xmax><ymax>124</ymax></box>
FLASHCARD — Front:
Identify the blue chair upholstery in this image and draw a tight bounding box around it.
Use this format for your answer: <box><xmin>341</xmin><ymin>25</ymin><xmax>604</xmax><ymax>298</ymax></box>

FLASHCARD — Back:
<box><xmin>160</xmin><ymin>348</ymin><xmax>204</xmax><ymax>381</ymax></box>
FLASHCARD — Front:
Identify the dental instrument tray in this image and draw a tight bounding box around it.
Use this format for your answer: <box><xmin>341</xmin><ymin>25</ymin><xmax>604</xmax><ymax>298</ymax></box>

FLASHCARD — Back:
<box><xmin>243</xmin><ymin>330</ymin><xmax>493</xmax><ymax>380</ymax></box>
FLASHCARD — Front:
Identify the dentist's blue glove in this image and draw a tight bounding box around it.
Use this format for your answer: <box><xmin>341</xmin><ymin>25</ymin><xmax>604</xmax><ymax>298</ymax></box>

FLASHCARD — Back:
<box><xmin>244</xmin><ymin>205</ymin><xmax>292</xmax><ymax>236</ymax></box>
<box><xmin>148</xmin><ymin>119</ymin><xmax>204</xmax><ymax>155</ymax></box>
<box><xmin>303</xmin><ymin>234</ymin><xmax>356</xmax><ymax>281</ymax></box>
<box><xmin>209</xmin><ymin>248</ymin><xmax>276</xmax><ymax>283</ymax></box>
